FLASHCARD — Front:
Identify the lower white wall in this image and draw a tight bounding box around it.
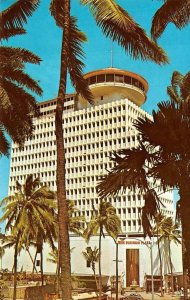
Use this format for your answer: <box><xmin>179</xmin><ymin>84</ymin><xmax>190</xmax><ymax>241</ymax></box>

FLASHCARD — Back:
<box><xmin>1</xmin><ymin>235</ymin><xmax>182</xmax><ymax>288</ymax></box>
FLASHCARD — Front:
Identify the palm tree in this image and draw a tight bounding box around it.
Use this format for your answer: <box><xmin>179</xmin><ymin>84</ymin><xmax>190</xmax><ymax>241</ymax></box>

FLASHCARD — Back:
<box><xmin>0</xmin><ymin>1</ymin><xmax>42</xmax><ymax>156</ymax></box>
<box><xmin>82</xmin><ymin>246</ymin><xmax>100</xmax><ymax>292</ymax></box>
<box><xmin>0</xmin><ymin>175</ymin><xmax>57</xmax><ymax>300</ymax></box>
<box><xmin>31</xmin><ymin>223</ymin><xmax>57</xmax><ymax>285</ymax></box>
<box><xmin>151</xmin><ymin>0</ymin><xmax>190</xmax><ymax>40</ymax></box>
<box><xmin>158</xmin><ymin>217</ymin><xmax>181</xmax><ymax>295</ymax></box>
<box><xmin>1</xmin><ymin>233</ymin><xmax>23</xmax><ymax>300</ymax></box>
<box><xmin>68</xmin><ymin>200</ymin><xmax>86</xmax><ymax>236</ymax></box>
<box><xmin>153</xmin><ymin>213</ymin><xmax>165</xmax><ymax>297</ymax></box>
<box><xmin>49</xmin><ymin>1</ymin><xmax>169</xmax><ymax>298</ymax></box>
<box><xmin>47</xmin><ymin>248</ymin><xmax>59</xmax><ymax>265</ymax></box>
<box><xmin>2</xmin><ymin>1</ymin><xmax>169</xmax><ymax>297</ymax></box>
<box><xmin>97</xmin><ymin>72</ymin><xmax>190</xmax><ymax>298</ymax></box>
<box><xmin>84</xmin><ymin>200</ymin><xmax>121</xmax><ymax>300</ymax></box>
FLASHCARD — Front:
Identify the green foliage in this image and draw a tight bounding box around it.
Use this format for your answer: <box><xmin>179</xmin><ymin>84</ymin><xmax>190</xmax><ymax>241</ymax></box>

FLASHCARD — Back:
<box><xmin>0</xmin><ymin>1</ymin><xmax>42</xmax><ymax>156</ymax></box>
<box><xmin>82</xmin><ymin>246</ymin><xmax>100</xmax><ymax>274</ymax></box>
<box><xmin>81</xmin><ymin>0</ymin><xmax>168</xmax><ymax>64</ymax></box>
<box><xmin>151</xmin><ymin>0</ymin><xmax>190</xmax><ymax>40</ymax></box>
<box><xmin>84</xmin><ymin>201</ymin><xmax>121</xmax><ymax>241</ymax></box>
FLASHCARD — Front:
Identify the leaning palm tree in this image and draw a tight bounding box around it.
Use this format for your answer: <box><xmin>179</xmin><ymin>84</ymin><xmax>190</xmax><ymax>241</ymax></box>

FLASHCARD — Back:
<box><xmin>0</xmin><ymin>1</ymin><xmax>42</xmax><ymax>156</ymax></box>
<box><xmin>49</xmin><ymin>1</ymin><xmax>169</xmax><ymax>298</ymax></box>
<box><xmin>84</xmin><ymin>201</ymin><xmax>121</xmax><ymax>300</ymax></box>
<box><xmin>151</xmin><ymin>0</ymin><xmax>190</xmax><ymax>41</ymax></box>
<box><xmin>82</xmin><ymin>246</ymin><xmax>100</xmax><ymax>292</ymax></box>
<box><xmin>0</xmin><ymin>175</ymin><xmax>57</xmax><ymax>300</ymax></box>
<box><xmin>158</xmin><ymin>217</ymin><xmax>181</xmax><ymax>295</ymax></box>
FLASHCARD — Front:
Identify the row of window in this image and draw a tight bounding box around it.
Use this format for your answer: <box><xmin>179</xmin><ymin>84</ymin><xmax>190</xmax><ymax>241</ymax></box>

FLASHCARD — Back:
<box><xmin>39</xmin><ymin>97</ymin><xmax>74</xmax><ymax>109</ymax></box>
<box><xmin>64</xmin><ymin>105</ymin><xmax>126</xmax><ymax>123</ymax></box>
<box><xmin>86</xmin><ymin>74</ymin><xmax>145</xmax><ymax>92</ymax></box>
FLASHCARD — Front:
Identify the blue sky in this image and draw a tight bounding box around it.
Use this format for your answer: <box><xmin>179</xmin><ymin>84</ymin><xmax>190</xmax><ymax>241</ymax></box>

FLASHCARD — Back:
<box><xmin>0</xmin><ymin>0</ymin><xmax>190</xmax><ymax>203</ymax></box>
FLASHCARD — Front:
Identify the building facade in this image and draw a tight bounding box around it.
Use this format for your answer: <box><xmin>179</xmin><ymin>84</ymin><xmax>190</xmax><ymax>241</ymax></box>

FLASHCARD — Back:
<box><xmin>7</xmin><ymin>68</ymin><xmax>180</xmax><ymax>286</ymax></box>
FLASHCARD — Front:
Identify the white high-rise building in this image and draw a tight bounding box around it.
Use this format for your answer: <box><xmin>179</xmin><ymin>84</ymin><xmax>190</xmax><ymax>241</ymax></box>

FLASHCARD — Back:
<box><xmin>9</xmin><ymin>68</ymin><xmax>174</xmax><ymax>234</ymax></box>
<box><xmin>7</xmin><ymin>68</ymin><xmax>179</xmax><ymax>287</ymax></box>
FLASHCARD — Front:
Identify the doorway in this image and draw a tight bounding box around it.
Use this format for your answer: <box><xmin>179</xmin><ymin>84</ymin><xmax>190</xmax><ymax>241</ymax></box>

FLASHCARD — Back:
<box><xmin>126</xmin><ymin>249</ymin><xmax>139</xmax><ymax>287</ymax></box>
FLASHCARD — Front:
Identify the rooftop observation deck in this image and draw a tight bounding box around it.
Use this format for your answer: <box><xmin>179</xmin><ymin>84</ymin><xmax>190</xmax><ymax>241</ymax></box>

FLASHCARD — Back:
<box><xmin>79</xmin><ymin>68</ymin><xmax>148</xmax><ymax>107</ymax></box>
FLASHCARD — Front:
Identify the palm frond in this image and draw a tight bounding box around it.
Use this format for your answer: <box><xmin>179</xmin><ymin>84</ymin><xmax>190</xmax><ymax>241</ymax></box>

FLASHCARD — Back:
<box><xmin>167</xmin><ymin>86</ymin><xmax>181</xmax><ymax>103</ymax></box>
<box><xmin>0</xmin><ymin>46</ymin><xmax>41</xmax><ymax>65</ymax></box>
<box><xmin>0</xmin><ymin>0</ymin><xmax>40</xmax><ymax>39</ymax></box>
<box><xmin>181</xmin><ymin>72</ymin><xmax>190</xmax><ymax>101</ymax></box>
<box><xmin>81</xmin><ymin>0</ymin><xmax>168</xmax><ymax>64</ymax></box>
<box><xmin>0</xmin><ymin>126</ymin><xmax>9</xmax><ymax>156</ymax></box>
<box><xmin>0</xmin><ymin>27</ymin><xmax>25</xmax><ymax>41</ymax></box>
<box><xmin>49</xmin><ymin>0</ymin><xmax>64</xmax><ymax>28</ymax></box>
<box><xmin>50</xmin><ymin>5</ymin><xmax>94</xmax><ymax>104</ymax></box>
<box><xmin>151</xmin><ymin>0</ymin><xmax>190</xmax><ymax>40</ymax></box>
<box><xmin>141</xmin><ymin>207</ymin><xmax>152</xmax><ymax>237</ymax></box>
<box><xmin>97</xmin><ymin>146</ymin><xmax>149</xmax><ymax>199</ymax></box>
<box><xmin>2</xmin><ymin>68</ymin><xmax>42</xmax><ymax>96</ymax></box>
<box><xmin>67</xmin><ymin>17</ymin><xmax>94</xmax><ymax>104</ymax></box>
<box><xmin>167</xmin><ymin>71</ymin><xmax>184</xmax><ymax>103</ymax></box>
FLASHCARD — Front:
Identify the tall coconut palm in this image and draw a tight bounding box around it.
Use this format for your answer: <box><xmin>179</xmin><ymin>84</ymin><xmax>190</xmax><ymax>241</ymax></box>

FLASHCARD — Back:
<box><xmin>151</xmin><ymin>0</ymin><xmax>190</xmax><ymax>41</ymax></box>
<box><xmin>84</xmin><ymin>201</ymin><xmax>121</xmax><ymax>299</ymax></box>
<box><xmin>82</xmin><ymin>246</ymin><xmax>100</xmax><ymax>292</ymax></box>
<box><xmin>0</xmin><ymin>175</ymin><xmax>57</xmax><ymax>300</ymax></box>
<box><xmin>56</xmin><ymin>200</ymin><xmax>85</xmax><ymax>293</ymax></box>
<box><xmin>49</xmin><ymin>0</ymin><xmax>169</xmax><ymax>298</ymax></box>
<box><xmin>158</xmin><ymin>217</ymin><xmax>181</xmax><ymax>295</ymax></box>
<box><xmin>0</xmin><ymin>1</ymin><xmax>42</xmax><ymax>156</ymax></box>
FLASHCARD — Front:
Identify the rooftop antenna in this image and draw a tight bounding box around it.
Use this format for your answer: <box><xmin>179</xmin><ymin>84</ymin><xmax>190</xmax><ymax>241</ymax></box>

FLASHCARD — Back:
<box><xmin>110</xmin><ymin>40</ymin><xmax>113</xmax><ymax>68</ymax></box>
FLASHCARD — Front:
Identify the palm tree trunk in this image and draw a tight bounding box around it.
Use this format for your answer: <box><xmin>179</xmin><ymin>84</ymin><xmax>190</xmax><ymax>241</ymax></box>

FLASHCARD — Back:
<box><xmin>32</xmin><ymin>249</ymin><xmax>38</xmax><ymax>273</ymax></box>
<box><xmin>92</xmin><ymin>264</ymin><xmax>99</xmax><ymax>296</ymax></box>
<box><xmin>182</xmin><ymin>238</ymin><xmax>188</xmax><ymax>300</ymax></box>
<box><xmin>40</xmin><ymin>250</ymin><xmax>44</xmax><ymax>286</ymax></box>
<box><xmin>115</xmin><ymin>242</ymin><xmax>119</xmax><ymax>300</ymax></box>
<box><xmin>98</xmin><ymin>228</ymin><xmax>102</xmax><ymax>300</ymax></box>
<box><xmin>157</xmin><ymin>232</ymin><xmax>164</xmax><ymax>297</ymax></box>
<box><xmin>56</xmin><ymin>1</ymin><xmax>72</xmax><ymax>299</ymax></box>
<box><xmin>168</xmin><ymin>239</ymin><xmax>174</xmax><ymax>295</ymax></box>
<box><xmin>13</xmin><ymin>236</ymin><xmax>19</xmax><ymax>300</ymax></box>
<box><xmin>27</xmin><ymin>249</ymin><xmax>38</xmax><ymax>273</ymax></box>
<box><xmin>55</xmin><ymin>244</ymin><xmax>61</xmax><ymax>293</ymax></box>
<box><xmin>179</xmin><ymin>186</ymin><xmax>190</xmax><ymax>300</ymax></box>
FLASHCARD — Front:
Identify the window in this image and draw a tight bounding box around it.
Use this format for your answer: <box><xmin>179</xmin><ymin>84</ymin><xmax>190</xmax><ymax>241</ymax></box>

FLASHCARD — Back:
<box><xmin>115</xmin><ymin>74</ymin><xmax>123</xmax><ymax>83</ymax></box>
<box><xmin>97</xmin><ymin>74</ymin><xmax>105</xmax><ymax>83</ymax></box>
<box><xmin>106</xmin><ymin>74</ymin><xmax>114</xmax><ymax>82</ymax></box>
<box><xmin>89</xmin><ymin>76</ymin><xmax>96</xmax><ymax>84</ymax></box>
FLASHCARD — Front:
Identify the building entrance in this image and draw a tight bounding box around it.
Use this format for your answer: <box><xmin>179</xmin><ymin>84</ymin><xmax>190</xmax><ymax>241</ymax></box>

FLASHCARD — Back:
<box><xmin>126</xmin><ymin>249</ymin><xmax>139</xmax><ymax>287</ymax></box>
